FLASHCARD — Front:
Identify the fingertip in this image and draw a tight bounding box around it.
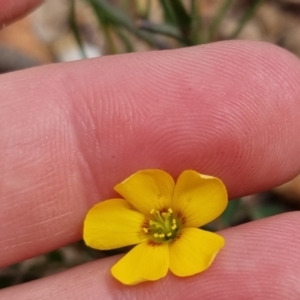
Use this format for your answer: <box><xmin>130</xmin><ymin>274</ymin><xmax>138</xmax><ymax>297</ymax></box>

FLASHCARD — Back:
<box><xmin>0</xmin><ymin>0</ymin><xmax>43</xmax><ymax>26</ymax></box>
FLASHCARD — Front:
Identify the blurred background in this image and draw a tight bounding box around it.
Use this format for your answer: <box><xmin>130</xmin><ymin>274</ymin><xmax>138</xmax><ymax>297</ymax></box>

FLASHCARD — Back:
<box><xmin>1</xmin><ymin>0</ymin><xmax>300</xmax><ymax>289</ymax></box>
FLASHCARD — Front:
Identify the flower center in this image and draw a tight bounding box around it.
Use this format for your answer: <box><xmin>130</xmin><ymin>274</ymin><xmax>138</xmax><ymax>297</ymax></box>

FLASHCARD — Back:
<box><xmin>143</xmin><ymin>208</ymin><xmax>181</xmax><ymax>243</ymax></box>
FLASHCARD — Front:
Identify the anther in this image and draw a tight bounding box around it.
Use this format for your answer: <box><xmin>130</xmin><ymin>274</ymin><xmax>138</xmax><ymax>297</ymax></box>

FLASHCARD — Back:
<box><xmin>148</xmin><ymin>208</ymin><xmax>179</xmax><ymax>242</ymax></box>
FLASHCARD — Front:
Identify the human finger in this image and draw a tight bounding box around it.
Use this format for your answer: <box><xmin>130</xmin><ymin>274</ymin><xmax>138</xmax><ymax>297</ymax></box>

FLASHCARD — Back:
<box><xmin>0</xmin><ymin>212</ymin><xmax>299</xmax><ymax>299</ymax></box>
<box><xmin>0</xmin><ymin>0</ymin><xmax>43</xmax><ymax>26</ymax></box>
<box><xmin>1</xmin><ymin>41</ymin><xmax>300</xmax><ymax>266</ymax></box>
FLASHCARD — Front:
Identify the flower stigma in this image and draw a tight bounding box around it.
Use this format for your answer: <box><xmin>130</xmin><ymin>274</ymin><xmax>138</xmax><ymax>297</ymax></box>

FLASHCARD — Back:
<box><xmin>143</xmin><ymin>208</ymin><xmax>181</xmax><ymax>243</ymax></box>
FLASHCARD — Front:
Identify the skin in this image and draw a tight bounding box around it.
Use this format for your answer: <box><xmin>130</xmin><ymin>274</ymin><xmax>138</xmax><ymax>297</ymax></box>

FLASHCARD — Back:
<box><xmin>0</xmin><ymin>0</ymin><xmax>42</xmax><ymax>26</ymax></box>
<box><xmin>1</xmin><ymin>1</ymin><xmax>300</xmax><ymax>299</ymax></box>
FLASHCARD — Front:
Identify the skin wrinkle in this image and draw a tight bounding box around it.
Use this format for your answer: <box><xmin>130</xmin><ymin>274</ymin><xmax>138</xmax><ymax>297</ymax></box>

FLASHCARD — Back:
<box><xmin>0</xmin><ymin>206</ymin><xmax>73</xmax><ymax>260</ymax></box>
<box><xmin>0</xmin><ymin>72</ymin><xmax>89</xmax><ymax>264</ymax></box>
<box><xmin>69</xmin><ymin>64</ymin><xmax>149</xmax><ymax>188</ymax></box>
<box><xmin>67</xmin><ymin>83</ymin><xmax>104</xmax><ymax>202</ymax></box>
<box><xmin>67</xmin><ymin>68</ymin><xmax>111</xmax><ymax>185</ymax></box>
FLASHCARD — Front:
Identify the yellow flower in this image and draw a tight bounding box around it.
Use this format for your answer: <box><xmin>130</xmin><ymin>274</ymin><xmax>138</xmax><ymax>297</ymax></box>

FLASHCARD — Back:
<box><xmin>83</xmin><ymin>169</ymin><xmax>228</xmax><ymax>285</ymax></box>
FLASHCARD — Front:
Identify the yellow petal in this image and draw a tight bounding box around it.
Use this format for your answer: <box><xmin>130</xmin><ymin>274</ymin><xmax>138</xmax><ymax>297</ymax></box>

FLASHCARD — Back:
<box><xmin>169</xmin><ymin>228</ymin><xmax>224</xmax><ymax>277</ymax></box>
<box><xmin>111</xmin><ymin>241</ymin><xmax>169</xmax><ymax>285</ymax></box>
<box><xmin>83</xmin><ymin>199</ymin><xmax>147</xmax><ymax>250</ymax></box>
<box><xmin>114</xmin><ymin>169</ymin><xmax>175</xmax><ymax>217</ymax></box>
<box><xmin>172</xmin><ymin>170</ymin><xmax>227</xmax><ymax>227</ymax></box>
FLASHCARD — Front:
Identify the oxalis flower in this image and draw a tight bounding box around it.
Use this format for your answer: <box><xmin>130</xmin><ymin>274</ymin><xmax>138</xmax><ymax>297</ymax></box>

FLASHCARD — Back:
<box><xmin>83</xmin><ymin>169</ymin><xmax>228</xmax><ymax>285</ymax></box>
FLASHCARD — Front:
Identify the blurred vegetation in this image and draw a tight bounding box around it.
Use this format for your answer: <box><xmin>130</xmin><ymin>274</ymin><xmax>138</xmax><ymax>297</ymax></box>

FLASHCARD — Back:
<box><xmin>71</xmin><ymin>0</ymin><xmax>263</xmax><ymax>55</ymax></box>
<box><xmin>2</xmin><ymin>0</ymin><xmax>300</xmax><ymax>290</ymax></box>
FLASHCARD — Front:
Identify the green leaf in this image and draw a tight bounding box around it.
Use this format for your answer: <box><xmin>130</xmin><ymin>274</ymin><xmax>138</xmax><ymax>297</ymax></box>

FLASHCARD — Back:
<box><xmin>251</xmin><ymin>202</ymin><xmax>288</xmax><ymax>220</ymax></box>
<box><xmin>168</xmin><ymin>0</ymin><xmax>192</xmax><ymax>44</ymax></box>
<box><xmin>69</xmin><ymin>0</ymin><xmax>87</xmax><ymax>58</ymax></box>
<box><xmin>86</xmin><ymin>0</ymin><xmax>167</xmax><ymax>49</ymax></box>
<box><xmin>221</xmin><ymin>198</ymin><xmax>241</xmax><ymax>227</ymax></box>
<box><xmin>159</xmin><ymin>0</ymin><xmax>177</xmax><ymax>24</ymax></box>
<box><xmin>139</xmin><ymin>21</ymin><xmax>182</xmax><ymax>40</ymax></box>
<box><xmin>189</xmin><ymin>0</ymin><xmax>203</xmax><ymax>45</ymax></box>
<box><xmin>169</xmin><ymin>0</ymin><xmax>191</xmax><ymax>28</ymax></box>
